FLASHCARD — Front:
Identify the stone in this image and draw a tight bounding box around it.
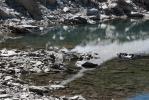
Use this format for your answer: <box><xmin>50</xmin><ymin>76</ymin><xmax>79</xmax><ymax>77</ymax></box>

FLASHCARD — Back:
<box><xmin>0</xmin><ymin>49</ymin><xmax>17</xmax><ymax>57</ymax></box>
<box><xmin>0</xmin><ymin>8</ymin><xmax>13</xmax><ymax>19</ymax></box>
<box><xmin>4</xmin><ymin>76</ymin><xmax>13</xmax><ymax>81</ymax></box>
<box><xmin>82</xmin><ymin>62</ymin><xmax>98</xmax><ymax>68</ymax></box>
<box><xmin>63</xmin><ymin>7</ymin><xmax>70</xmax><ymax>12</ymax></box>
<box><xmin>49</xmin><ymin>85</ymin><xmax>65</xmax><ymax>90</ymax></box>
<box><xmin>33</xmin><ymin>61</ymin><xmax>42</xmax><ymax>67</ymax></box>
<box><xmin>127</xmin><ymin>13</ymin><xmax>144</xmax><ymax>18</ymax></box>
<box><xmin>16</xmin><ymin>0</ymin><xmax>43</xmax><ymax>20</ymax></box>
<box><xmin>64</xmin><ymin>16</ymin><xmax>88</xmax><ymax>25</ymax></box>
<box><xmin>0</xmin><ymin>94</ymin><xmax>12</xmax><ymax>98</ymax></box>
<box><xmin>0</xmin><ymin>89</ymin><xmax>6</xmax><ymax>94</ymax></box>
<box><xmin>29</xmin><ymin>86</ymin><xmax>49</xmax><ymax>95</ymax></box>
<box><xmin>30</xmin><ymin>67</ymin><xmax>42</xmax><ymax>73</ymax></box>
<box><xmin>87</xmin><ymin>8</ymin><xmax>98</xmax><ymax>16</ymax></box>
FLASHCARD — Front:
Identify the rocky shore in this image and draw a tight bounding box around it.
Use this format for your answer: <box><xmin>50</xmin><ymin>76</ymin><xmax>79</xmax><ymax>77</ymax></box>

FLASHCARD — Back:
<box><xmin>1</xmin><ymin>0</ymin><xmax>149</xmax><ymax>34</ymax></box>
<box><xmin>0</xmin><ymin>48</ymin><xmax>99</xmax><ymax>100</ymax></box>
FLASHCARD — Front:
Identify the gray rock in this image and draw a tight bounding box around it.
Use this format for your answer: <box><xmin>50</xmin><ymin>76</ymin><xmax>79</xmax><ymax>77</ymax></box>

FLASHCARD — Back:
<box><xmin>0</xmin><ymin>89</ymin><xmax>6</xmax><ymax>94</ymax></box>
<box><xmin>64</xmin><ymin>16</ymin><xmax>88</xmax><ymax>25</ymax></box>
<box><xmin>87</xmin><ymin>8</ymin><xmax>99</xmax><ymax>16</ymax></box>
<box><xmin>29</xmin><ymin>86</ymin><xmax>49</xmax><ymax>95</ymax></box>
<box><xmin>0</xmin><ymin>94</ymin><xmax>12</xmax><ymax>98</ymax></box>
<box><xmin>82</xmin><ymin>62</ymin><xmax>98</xmax><ymax>68</ymax></box>
<box><xmin>4</xmin><ymin>76</ymin><xmax>13</xmax><ymax>81</ymax></box>
<box><xmin>63</xmin><ymin>7</ymin><xmax>70</xmax><ymax>12</ymax></box>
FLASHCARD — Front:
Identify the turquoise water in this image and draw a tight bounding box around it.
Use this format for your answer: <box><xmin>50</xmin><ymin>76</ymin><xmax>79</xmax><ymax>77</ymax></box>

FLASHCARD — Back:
<box><xmin>0</xmin><ymin>19</ymin><xmax>149</xmax><ymax>50</ymax></box>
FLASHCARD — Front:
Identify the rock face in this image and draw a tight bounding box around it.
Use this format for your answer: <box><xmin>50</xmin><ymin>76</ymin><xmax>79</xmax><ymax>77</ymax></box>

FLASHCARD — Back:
<box><xmin>17</xmin><ymin>0</ymin><xmax>43</xmax><ymax>20</ymax></box>
<box><xmin>38</xmin><ymin>0</ymin><xmax>57</xmax><ymax>6</ymax></box>
<box><xmin>5</xmin><ymin>0</ymin><xmax>43</xmax><ymax>20</ymax></box>
<box><xmin>1</xmin><ymin>0</ymin><xmax>149</xmax><ymax>34</ymax></box>
<box><xmin>0</xmin><ymin>9</ymin><xmax>11</xmax><ymax>19</ymax></box>
<box><xmin>133</xmin><ymin>0</ymin><xmax>149</xmax><ymax>10</ymax></box>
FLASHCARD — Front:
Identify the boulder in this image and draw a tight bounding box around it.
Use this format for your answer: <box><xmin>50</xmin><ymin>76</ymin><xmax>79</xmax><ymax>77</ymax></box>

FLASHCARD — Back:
<box><xmin>82</xmin><ymin>62</ymin><xmax>98</xmax><ymax>68</ymax></box>
<box><xmin>29</xmin><ymin>86</ymin><xmax>49</xmax><ymax>95</ymax></box>
<box><xmin>87</xmin><ymin>8</ymin><xmax>99</xmax><ymax>16</ymax></box>
<box><xmin>110</xmin><ymin>0</ymin><xmax>133</xmax><ymax>16</ymax></box>
<box><xmin>64</xmin><ymin>16</ymin><xmax>88</xmax><ymax>25</ymax></box>
<box><xmin>5</xmin><ymin>0</ymin><xmax>43</xmax><ymax>20</ymax></box>
<box><xmin>127</xmin><ymin>13</ymin><xmax>144</xmax><ymax>18</ymax></box>
<box><xmin>8</xmin><ymin>24</ymin><xmax>40</xmax><ymax>34</ymax></box>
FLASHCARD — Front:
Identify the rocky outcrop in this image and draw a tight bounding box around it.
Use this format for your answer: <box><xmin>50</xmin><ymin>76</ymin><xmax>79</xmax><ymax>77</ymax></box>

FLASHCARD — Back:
<box><xmin>5</xmin><ymin>0</ymin><xmax>43</xmax><ymax>20</ymax></box>
<box><xmin>37</xmin><ymin>0</ymin><xmax>57</xmax><ymax>6</ymax></box>
<box><xmin>0</xmin><ymin>8</ymin><xmax>14</xmax><ymax>19</ymax></box>
<box><xmin>0</xmin><ymin>9</ymin><xmax>10</xmax><ymax>19</ymax></box>
<box><xmin>0</xmin><ymin>0</ymin><xmax>149</xmax><ymax>34</ymax></box>
<box><xmin>133</xmin><ymin>0</ymin><xmax>149</xmax><ymax>10</ymax></box>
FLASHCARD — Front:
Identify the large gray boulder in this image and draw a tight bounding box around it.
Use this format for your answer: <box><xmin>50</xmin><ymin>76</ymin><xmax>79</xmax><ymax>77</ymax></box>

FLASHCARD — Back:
<box><xmin>5</xmin><ymin>0</ymin><xmax>43</xmax><ymax>20</ymax></box>
<box><xmin>16</xmin><ymin>0</ymin><xmax>43</xmax><ymax>20</ymax></box>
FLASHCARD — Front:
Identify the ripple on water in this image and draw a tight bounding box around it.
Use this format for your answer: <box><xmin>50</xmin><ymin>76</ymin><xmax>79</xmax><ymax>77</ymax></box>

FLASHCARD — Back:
<box><xmin>128</xmin><ymin>94</ymin><xmax>149</xmax><ymax>100</ymax></box>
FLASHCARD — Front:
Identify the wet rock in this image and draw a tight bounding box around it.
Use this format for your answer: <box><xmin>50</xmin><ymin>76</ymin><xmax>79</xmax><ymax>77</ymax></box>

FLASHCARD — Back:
<box><xmin>29</xmin><ymin>86</ymin><xmax>49</xmax><ymax>95</ymax></box>
<box><xmin>82</xmin><ymin>62</ymin><xmax>98</xmax><ymax>68</ymax></box>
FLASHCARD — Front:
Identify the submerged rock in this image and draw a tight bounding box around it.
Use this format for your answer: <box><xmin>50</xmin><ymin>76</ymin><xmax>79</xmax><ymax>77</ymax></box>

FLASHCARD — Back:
<box><xmin>29</xmin><ymin>86</ymin><xmax>49</xmax><ymax>95</ymax></box>
<box><xmin>82</xmin><ymin>62</ymin><xmax>98</xmax><ymax>68</ymax></box>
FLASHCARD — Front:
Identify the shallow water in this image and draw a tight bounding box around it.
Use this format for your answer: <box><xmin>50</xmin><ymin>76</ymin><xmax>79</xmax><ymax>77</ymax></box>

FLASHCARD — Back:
<box><xmin>128</xmin><ymin>93</ymin><xmax>149</xmax><ymax>100</ymax></box>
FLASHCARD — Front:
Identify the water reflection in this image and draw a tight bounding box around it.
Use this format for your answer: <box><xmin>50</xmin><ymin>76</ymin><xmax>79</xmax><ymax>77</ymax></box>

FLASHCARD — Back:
<box><xmin>128</xmin><ymin>94</ymin><xmax>149</xmax><ymax>100</ymax></box>
<box><xmin>0</xmin><ymin>19</ymin><xmax>149</xmax><ymax>49</ymax></box>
